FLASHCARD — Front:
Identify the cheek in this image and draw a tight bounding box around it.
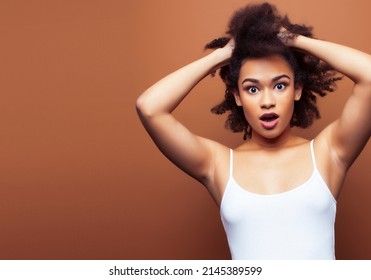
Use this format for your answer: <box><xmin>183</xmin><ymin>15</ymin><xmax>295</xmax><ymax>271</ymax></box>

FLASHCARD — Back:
<box><xmin>282</xmin><ymin>96</ymin><xmax>295</xmax><ymax>107</ymax></box>
<box><xmin>240</xmin><ymin>101</ymin><xmax>258</xmax><ymax>122</ymax></box>
<box><xmin>279</xmin><ymin>96</ymin><xmax>296</xmax><ymax>118</ymax></box>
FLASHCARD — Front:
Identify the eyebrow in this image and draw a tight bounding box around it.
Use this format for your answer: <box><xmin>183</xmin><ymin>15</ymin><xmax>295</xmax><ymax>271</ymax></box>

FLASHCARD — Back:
<box><xmin>241</xmin><ymin>74</ymin><xmax>291</xmax><ymax>85</ymax></box>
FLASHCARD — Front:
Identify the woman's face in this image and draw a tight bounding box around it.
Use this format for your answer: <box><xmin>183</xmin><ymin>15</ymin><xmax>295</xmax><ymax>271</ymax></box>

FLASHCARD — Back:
<box><xmin>234</xmin><ymin>55</ymin><xmax>302</xmax><ymax>140</ymax></box>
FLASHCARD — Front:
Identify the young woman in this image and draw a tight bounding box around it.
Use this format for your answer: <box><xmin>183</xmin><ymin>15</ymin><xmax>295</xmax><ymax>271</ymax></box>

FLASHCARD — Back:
<box><xmin>136</xmin><ymin>3</ymin><xmax>370</xmax><ymax>259</ymax></box>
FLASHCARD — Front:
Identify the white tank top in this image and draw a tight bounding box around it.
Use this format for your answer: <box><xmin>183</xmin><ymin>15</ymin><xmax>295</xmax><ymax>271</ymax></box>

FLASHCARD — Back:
<box><xmin>220</xmin><ymin>140</ymin><xmax>337</xmax><ymax>260</ymax></box>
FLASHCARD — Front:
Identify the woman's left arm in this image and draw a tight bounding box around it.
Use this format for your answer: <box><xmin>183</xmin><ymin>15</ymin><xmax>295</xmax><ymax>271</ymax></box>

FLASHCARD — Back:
<box><xmin>289</xmin><ymin>34</ymin><xmax>371</xmax><ymax>169</ymax></box>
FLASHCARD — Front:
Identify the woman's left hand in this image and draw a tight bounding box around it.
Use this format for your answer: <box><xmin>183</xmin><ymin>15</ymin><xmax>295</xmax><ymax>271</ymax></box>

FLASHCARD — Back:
<box><xmin>277</xmin><ymin>27</ymin><xmax>297</xmax><ymax>46</ymax></box>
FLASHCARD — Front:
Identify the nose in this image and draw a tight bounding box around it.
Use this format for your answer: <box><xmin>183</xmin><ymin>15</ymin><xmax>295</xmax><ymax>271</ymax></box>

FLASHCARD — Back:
<box><xmin>260</xmin><ymin>90</ymin><xmax>276</xmax><ymax>109</ymax></box>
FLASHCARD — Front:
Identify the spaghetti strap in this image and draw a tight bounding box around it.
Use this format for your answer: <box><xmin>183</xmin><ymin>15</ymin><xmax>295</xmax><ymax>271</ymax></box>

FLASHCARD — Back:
<box><xmin>309</xmin><ymin>139</ymin><xmax>318</xmax><ymax>170</ymax></box>
<box><xmin>229</xmin><ymin>149</ymin><xmax>234</xmax><ymax>177</ymax></box>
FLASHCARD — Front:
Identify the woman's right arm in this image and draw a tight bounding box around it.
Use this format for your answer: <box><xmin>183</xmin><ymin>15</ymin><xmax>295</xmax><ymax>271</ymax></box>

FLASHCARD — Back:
<box><xmin>136</xmin><ymin>41</ymin><xmax>233</xmax><ymax>186</ymax></box>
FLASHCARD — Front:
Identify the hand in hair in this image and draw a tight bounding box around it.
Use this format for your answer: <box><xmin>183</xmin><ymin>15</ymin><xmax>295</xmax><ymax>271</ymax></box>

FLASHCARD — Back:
<box><xmin>277</xmin><ymin>27</ymin><xmax>298</xmax><ymax>46</ymax></box>
<box><xmin>209</xmin><ymin>37</ymin><xmax>235</xmax><ymax>77</ymax></box>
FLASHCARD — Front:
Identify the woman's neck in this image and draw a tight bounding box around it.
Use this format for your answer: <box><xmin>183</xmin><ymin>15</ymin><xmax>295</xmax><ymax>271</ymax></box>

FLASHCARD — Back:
<box><xmin>244</xmin><ymin>128</ymin><xmax>305</xmax><ymax>151</ymax></box>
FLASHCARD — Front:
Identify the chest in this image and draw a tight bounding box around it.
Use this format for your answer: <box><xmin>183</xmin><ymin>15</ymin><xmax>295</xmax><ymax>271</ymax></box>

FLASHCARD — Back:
<box><xmin>232</xmin><ymin>147</ymin><xmax>313</xmax><ymax>195</ymax></box>
<box><xmin>220</xmin><ymin>170</ymin><xmax>337</xmax><ymax>260</ymax></box>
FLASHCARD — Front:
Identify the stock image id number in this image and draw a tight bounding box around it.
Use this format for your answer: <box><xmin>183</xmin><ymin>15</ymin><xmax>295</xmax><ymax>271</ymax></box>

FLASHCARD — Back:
<box><xmin>202</xmin><ymin>266</ymin><xmax>262</xmax><ymax>276</ymax></box>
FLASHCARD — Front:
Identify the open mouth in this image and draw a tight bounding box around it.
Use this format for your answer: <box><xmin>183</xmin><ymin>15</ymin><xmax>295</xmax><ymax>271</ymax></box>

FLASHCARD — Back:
<box><xmin>259</xmin><ymin>113</ymin><xmax>279</xmax><ymax>129</ymax></box>
<box><xmin>260</xmin><ymin>113</ymin><xmax>279</xmax><ymax>122</ymax></box>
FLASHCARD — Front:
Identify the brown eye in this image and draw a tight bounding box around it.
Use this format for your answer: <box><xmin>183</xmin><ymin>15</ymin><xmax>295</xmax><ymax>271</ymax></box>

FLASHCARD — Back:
<box><xmin>275</xmin><ymin>83</ymin><xmax>286</xmax><ymax>90</ymax></box>
<box><xmin>247</xmin><ymin>86</ymin><xmax>259</xmax><ymax>94</ymax></box>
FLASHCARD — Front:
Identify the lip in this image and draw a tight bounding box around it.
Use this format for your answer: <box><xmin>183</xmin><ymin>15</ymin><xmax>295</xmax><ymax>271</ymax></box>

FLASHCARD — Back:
<box><xmin>259</xmin><ymin>112</ymin><xmax>279</xmax><ymax>130</ymax></box>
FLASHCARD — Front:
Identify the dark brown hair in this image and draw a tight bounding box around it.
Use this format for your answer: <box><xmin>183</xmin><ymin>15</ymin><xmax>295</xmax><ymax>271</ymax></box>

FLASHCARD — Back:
<box><xmin>205</xmin><ymin>2</ymin><xmax>341</xmax><ymax>139</ymax></box>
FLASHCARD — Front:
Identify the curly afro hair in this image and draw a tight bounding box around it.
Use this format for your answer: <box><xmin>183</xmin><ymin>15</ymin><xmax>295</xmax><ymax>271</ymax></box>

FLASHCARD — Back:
<box><xmin>205</xmin><ymin>2</ymin><xmax>341</xmax><ymax>140</ymax></box>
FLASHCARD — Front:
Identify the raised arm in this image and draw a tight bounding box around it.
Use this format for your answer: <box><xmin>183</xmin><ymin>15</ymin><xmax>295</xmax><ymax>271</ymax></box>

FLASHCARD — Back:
<box><xmin>136</xmin><ymin>40</ymin><xmax>233</xmax><ymax>187</ymax></box>
<box><xmin>286</xmin><ymin>33</ymin><xmax>371</xmax><ymax>170</ymax></box>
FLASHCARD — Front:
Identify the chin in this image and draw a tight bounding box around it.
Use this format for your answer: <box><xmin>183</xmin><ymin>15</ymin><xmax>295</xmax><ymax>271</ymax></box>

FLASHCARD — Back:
<box><xmin>252</xmin><ymin>126</ymin><xmax>290</xmax><ymax>141</ymax></box>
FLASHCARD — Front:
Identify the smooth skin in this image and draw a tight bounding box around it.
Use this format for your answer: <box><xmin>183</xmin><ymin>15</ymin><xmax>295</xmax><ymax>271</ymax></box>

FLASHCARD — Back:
<box><xmin>136</xmin><ymin>34</ymin><xmax>371</xmax><ymax>206</ymax></box>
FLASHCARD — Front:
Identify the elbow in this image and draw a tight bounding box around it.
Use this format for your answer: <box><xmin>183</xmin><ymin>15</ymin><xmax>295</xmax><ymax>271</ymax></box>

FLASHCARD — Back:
<box><xmin>135</xmin><ymin>94</ymin><xmax>145</xmax><ymax>114</ymax></box>
<box><xmin>135</xmin><ymin>95</ymin><xmax>149</xmax><ymax>118</ymax></box>
<box><xmin>135</xmin><ymin>93</ymin><xmax>156</xmax><ymax>119</ymax></box>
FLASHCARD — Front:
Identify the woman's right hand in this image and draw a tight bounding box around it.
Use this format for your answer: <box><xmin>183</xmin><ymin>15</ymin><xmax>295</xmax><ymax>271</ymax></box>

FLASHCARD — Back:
<box><xmin>209</xmin><ymin>37</ymin><xmax>235</xmax><ymax>75</ymax></box>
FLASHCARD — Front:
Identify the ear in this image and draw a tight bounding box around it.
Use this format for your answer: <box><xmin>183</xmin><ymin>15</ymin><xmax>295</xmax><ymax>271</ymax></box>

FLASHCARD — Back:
<box><xmin>233</xmin><ymin>90</ymin><xmax>242</xmax><ymax>106</ymax></box>
<box><xmin>294</xmin><ymin>83</ymin><xmax>303</xmax><ymax>101</ymax></box>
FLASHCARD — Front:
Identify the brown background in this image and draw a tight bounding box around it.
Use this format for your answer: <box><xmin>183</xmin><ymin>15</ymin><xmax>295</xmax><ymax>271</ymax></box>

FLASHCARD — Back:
<box><xmin>0</xmin><ymin>0</ymin><xmax>369</xmax><ymax>259</ymax></box>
